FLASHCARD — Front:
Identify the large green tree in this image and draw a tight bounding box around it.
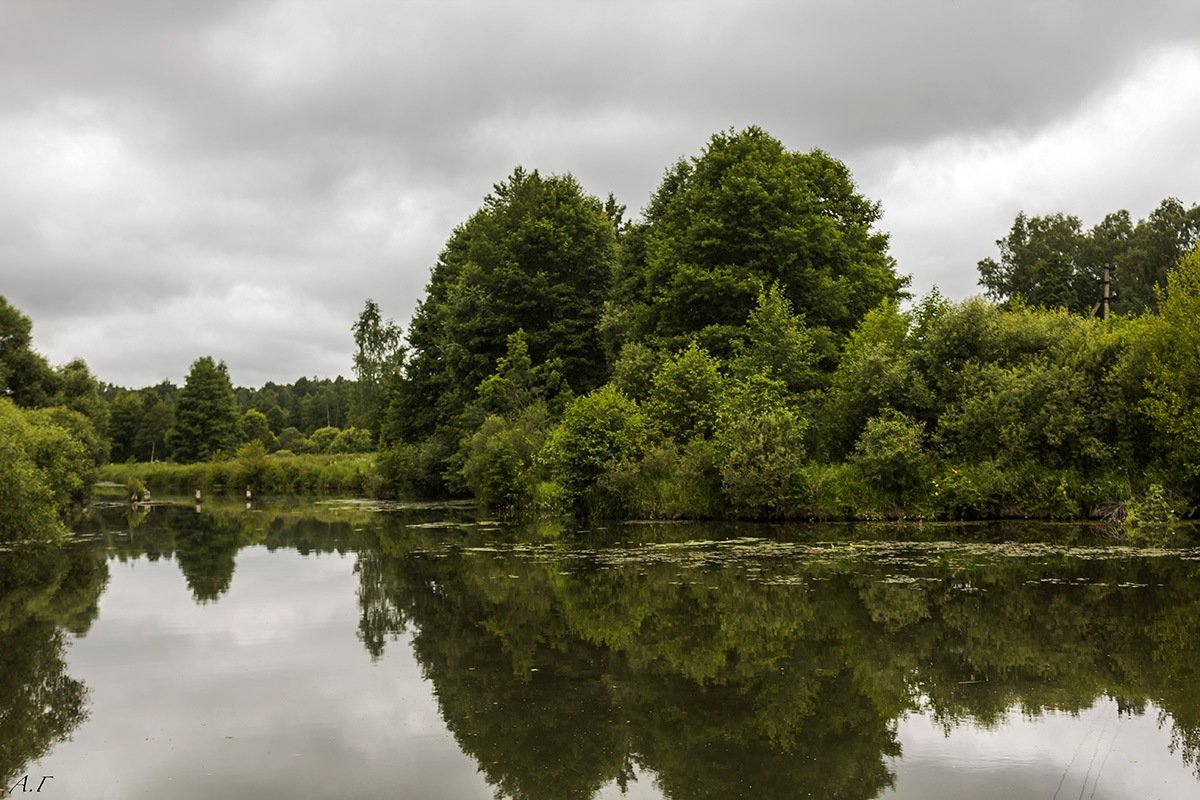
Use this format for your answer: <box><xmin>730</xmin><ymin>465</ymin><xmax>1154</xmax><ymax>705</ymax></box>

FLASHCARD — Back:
<box><xmin>0</xmin><ymin>296</ymin><xmax>58</xmax><ymax>408</ymax></box>
<box><xmin>611</xmin><ymin>127</ymin><xmax>906</xmax><ymax>357</ymax></box>
<box><xmin>350</xmin><ymin>299</ymin><xmax>405</xmax><ymax>435</ymax></box>
<box><xmin>387</xmin><ymin>167</ymin><xmax>617</xmax><ymax>443</ymax></box>
<box><xmin>168</xmin><ymin>357</ymin><xmax>240</xmax><ymax>462</ymax></box>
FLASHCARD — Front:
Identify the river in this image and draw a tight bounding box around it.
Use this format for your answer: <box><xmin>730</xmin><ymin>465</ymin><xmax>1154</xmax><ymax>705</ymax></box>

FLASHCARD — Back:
<box><xmin>4</xmin><ymin>499</ymin><xmax>1199</xmax><ymax>799</ymax></box>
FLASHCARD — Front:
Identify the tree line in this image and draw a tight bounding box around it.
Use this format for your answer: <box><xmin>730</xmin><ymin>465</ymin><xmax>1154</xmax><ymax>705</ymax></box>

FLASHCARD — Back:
<box><xmin>363</xmin><ymin>126</ymin><xmax>1200</xmax><ymax>521</ymax></box>
<box><xmin>6</xmin><ymin>125</ymin><xmax>1200</xmax><ymax>533</ymax></box>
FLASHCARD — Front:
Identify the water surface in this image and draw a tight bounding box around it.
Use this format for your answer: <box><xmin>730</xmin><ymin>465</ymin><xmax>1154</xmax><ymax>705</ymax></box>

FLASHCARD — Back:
<box><xmin>4</xmin><ymin>501</ymin><xmax>1200</xmax><ymax>799</ymax></box>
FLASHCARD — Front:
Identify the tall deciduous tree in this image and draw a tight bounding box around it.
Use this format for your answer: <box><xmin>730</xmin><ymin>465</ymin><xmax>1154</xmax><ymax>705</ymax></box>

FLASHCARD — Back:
<box><xmin>388</xmin><ymin>167</ymin><xmax>617</xmax><ymax>442</ymax></box>
<box><xmin>0</xmin><ymin>295</ymin><xmax>58</xmax><ymax>408</ymax></box>
<box><xmin>168</xmin><ymin>357</ymin><xmax>239</xmax><ymax>462</ymax></box>
<box><xmin>616</xmin><ymin>127</ymin><xmax>905</xmax><ymax>357</ymax></box>
<box><xmin>350</xmin><ymin>299</ymin><xmax>404</xmax><ymax>436</ymax></box>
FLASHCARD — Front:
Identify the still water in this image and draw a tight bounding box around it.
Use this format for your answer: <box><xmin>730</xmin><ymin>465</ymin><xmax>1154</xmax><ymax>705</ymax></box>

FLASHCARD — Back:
<box><xmin>4</xmin><ymin>500</ymin><xmax>1200</xmax><ymax>799</ymax></box>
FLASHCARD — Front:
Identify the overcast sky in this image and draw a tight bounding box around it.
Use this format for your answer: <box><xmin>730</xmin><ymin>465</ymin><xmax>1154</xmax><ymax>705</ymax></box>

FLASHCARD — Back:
<box><xmin>3</xmin><ymin>0</ymin><xmax>1200</xmax><ymax>388</ymax></box>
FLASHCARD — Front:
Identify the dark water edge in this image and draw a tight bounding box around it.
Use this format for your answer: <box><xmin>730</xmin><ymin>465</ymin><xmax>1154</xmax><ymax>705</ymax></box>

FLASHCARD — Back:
<box><xmin>3</xmin><ymin>499</ymin><xmax>1200</xmax><ymax>799</ymax></box>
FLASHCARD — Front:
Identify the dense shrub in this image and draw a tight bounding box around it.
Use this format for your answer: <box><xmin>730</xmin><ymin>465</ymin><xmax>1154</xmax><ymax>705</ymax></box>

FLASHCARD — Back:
<box><xmin>461</xmin><ymin>404</ymin><xmax>551</xmax><ymax>509</ymax></box>
<box><xmin>542</xmin><ymin>386</ymin><xmax>648</xmax><ymax>510</ymax></box>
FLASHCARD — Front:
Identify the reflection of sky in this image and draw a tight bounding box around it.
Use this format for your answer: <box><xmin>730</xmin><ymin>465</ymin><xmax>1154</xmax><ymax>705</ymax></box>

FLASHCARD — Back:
<box><xmin>882</xmin><ymin>700</ymin><xmax>1199</xmax><ymax>800</ymax></box>
<box><xmin>30</xmin><ymin>547</ymin><xmax>494</xmax><ymax>800</ymax></box>
<box><xmin>25</xmin><ymin>547</ymin><xmax>1200</xmax><ymax>800</ymax></box>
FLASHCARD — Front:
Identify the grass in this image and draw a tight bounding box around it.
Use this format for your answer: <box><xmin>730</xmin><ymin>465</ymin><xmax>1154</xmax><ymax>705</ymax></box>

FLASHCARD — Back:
<box><xmin>98</xmin><ymin>452</ymin><xmax>381</xmax><ymax>497</ymax></box>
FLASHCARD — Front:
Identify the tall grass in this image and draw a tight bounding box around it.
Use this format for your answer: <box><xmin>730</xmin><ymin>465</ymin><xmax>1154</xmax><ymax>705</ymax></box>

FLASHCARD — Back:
<box><xmin>99</xmin><ymin>452</ymin><xmax>380</xmax><ymax>497</ymax></box>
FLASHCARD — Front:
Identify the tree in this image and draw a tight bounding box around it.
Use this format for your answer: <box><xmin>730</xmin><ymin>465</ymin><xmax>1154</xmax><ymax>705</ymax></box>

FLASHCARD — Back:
<box><xmin>0</xmin><ymin>296</ymin><xmax>57</xmax><ymax>408</ymax></box>
<box><xmin>730</xmin><ymin>284</ymin><xmax>822</xmax><ymax>397</ymax></box>
<box><xmin>977</xmin><ymin>212</ymin><xmax>1087</xmax><ymax>311</ymax></box>
<box><xmin>978</xmin><ymin>199</ymin><xmax>1200</xmax><ymax>316</ymax></box>
<box><xmin>1143</xmin><ymin>245</ymin><xmax>1200</xmax><ymax>490</ymax></box>
<box><xmin>622</xmin><ymin>127</ymin><xmax>906</xmax><ymax>355</ymax></box>
<box><xmin>350</xmin><ymin>299</ymin><xmax>404</xmax><ymax>435</ymax></box>
<box><xmin>0</xmin><ymin>400</ymin><xmax>67</xmax><ymax>542</ymax></box>
<box><xmin>239</xmin><ymin>408</ymin><xmax>277</xmax><ymax>450</ymax></box>
<box><xmin>107</xmin><ymin>391</ymin><xmax>143</xmax><ymax>462</ymax></box>
<box><xmin>1117</xmin><ymin>198</ymin><xmax>1200</xmax><ymax>313</ymax></box>
<box><xmin>168</xmin><ymin>357</ymin><xmax>240</xmax><ymax>462</ymax></box>
<box><xmin>388</xmin><ymin>167</ymin><xmax>618</xmax><ymax>443</ymax></box>
<box><xmin>0</xmin><ymin>400</ymin><xmax>92</xmax><ymax>541</ymax></box>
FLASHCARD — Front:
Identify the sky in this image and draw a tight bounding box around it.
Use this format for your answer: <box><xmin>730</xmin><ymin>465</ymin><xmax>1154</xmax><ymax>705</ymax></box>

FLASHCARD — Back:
<box><xmin>3</xmin><ymin>0</ymin><xmax>1200</xmax><ymax>388</ymax></box>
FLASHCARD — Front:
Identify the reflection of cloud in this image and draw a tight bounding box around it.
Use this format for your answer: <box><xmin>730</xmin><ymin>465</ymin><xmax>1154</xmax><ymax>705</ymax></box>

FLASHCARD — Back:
<box><xmin>36</xmin><ymin>548</ymin><xmax>491</xmax><ymax>799</ymax></box>
<box><xmin>885</xmin><ymin>700</ymin><xmax>1194</xmax><ymax>799</ymax></box>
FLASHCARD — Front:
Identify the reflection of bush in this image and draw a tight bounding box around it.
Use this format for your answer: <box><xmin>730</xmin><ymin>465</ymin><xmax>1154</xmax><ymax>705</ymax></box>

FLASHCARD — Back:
<box><xmin>0</xmin><ymin>547</ymin><xmax>108</xmax><ymax>787</ymax></box>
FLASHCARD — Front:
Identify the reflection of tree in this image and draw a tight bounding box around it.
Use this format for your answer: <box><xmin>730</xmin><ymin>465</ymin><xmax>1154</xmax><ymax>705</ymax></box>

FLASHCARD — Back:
<box><xmin>354</xmin><ymin>528</ymin><xmax>1200</xmax><ymax>799</ymax></box>
<box><xmin>0</xmin><ymin>546</ymin><xmax>108</xmax><ymax>787</ymax></box>
<box><xmin>168</xmin><ymin>512</ymin><xmax>245</xmax><ymax>603</ymax></box>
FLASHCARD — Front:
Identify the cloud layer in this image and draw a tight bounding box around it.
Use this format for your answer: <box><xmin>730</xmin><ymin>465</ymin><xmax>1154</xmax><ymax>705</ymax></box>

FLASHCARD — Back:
<box><xmin>2</xmin><ymin>0</ymin><xmax>1198</xmax><ymax>386</ymax></box>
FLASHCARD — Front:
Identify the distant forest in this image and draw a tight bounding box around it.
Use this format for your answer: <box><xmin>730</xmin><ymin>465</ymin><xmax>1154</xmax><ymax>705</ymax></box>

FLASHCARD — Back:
<box><xmin>4</xmin><ymin>126</ymin><xmax>1200</xmax><ymax>538</ymax></box>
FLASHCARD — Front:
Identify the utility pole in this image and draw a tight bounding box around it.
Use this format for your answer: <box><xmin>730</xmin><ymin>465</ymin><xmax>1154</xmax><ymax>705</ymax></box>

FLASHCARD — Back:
<box><xmin>1092</xmin><ymin>264</ymin><xmax>1115</xmax><ymax>319</ymax></box>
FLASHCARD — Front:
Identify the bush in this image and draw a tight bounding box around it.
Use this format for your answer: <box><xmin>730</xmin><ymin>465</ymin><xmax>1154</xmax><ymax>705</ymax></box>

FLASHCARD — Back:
<box><xmin>0</xmin><ymin>400</ymin><xmax>67</xmax><ymax>541</ymax></box>
<box><xmin>644</xmin><ymin>343</ymin><xmax>724</xmax><ymax>442</ymax></box>
<box><xmin>541</xmin><ymin>385</ymin><xmax>648</xmax><ymax>511</ymax></box>
<box><xmin>715</xmin><ymin>407</ymin><xmax>807</xmax><ymax>518</ymax></box>
<box><xmin>852</xmin><ymin>410</ymin><xmax>930</xmax><ymax>499</ymax></box>
<box><xmin>461</xmin><ymin>403</ymin><xmax>551</xmax><ymax>510</ymax></box>
<box><xmin>328</xmin><ymin>426</ymin><xmax>374</xmax><ymax>454</ymax></box>
<box><xmin>309</xmin><ymin>426</ymin><xmax>341</xmax><ymax>453</ymax></box>
<box><xmin>600</xmin><ymin>438</ymin><xmax>723</xmax><ymax>519</ymax></box>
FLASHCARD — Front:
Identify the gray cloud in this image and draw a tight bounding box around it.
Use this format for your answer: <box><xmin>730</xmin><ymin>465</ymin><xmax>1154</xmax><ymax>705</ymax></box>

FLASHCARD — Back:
<box><xmin>2</xmin><ymin>0</ymin><xmax>1199</xmax><ymax>385</ymax></box>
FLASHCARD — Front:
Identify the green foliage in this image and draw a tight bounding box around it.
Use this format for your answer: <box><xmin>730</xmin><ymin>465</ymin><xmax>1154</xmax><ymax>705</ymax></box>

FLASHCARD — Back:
<box><xmin>276</xmin><ymin>426</ymin><xmax>312</xmax><ymax>453</ymax></box>
<box><xmin>644</xmin><ymin>342</ymin><xmax>724</xmax><ymax>442</ymax></box>
<box><xmin>730</xmin><ymin>284</ymin><xmax>823</xmax><ymax>393</ymax></box>
<box><xmin>98</xmin><ymin>452</ymin><xmax>378</xmax><ymax>497</ymax></box>
<box><xmin>390</xmin><ymin>167</ymin><xmax>617</xmax><ymax>443</ymax></box>
<box><xmin>852</xmin><ymin>410</ymin><xmax>929</xmax><ymax>498</ymax></box>
<box><xmin>350</xmin><ymin>298</ymin><xmax>405</xmax><ymax>435</ymax></box>
<box><xmin>714</xmin><ymin>406</ymin><xmax>807</xmax><ymax>518</ymax></box>
<box><xmin>978</xmin><ymin>199</ymin><xmax>1200</xmax><ymax>315</ymax></box>
<box><xmin>600</xmin><ymin>439</ymin><xmax>724</xmax><ymax>519</ymax></box>
<box><xmin>0</xmin><ymin>400</ymin><xmax>66</xmax><ymax>542</ymax></box>
<box><xmin>978</xmin><ymin>211</ymin><xmax>1088</xmax><ymax>311</ymax></box>
<box><xmin>327</xmin><ymin>427</ymin><xmax>374</xmax><ymax>454</ymax></box>
<box><xmin>309</xmin><ymin>426</ymin><xmax>341</xmax><ymax>453</ymax></box>
<box><xmin>462</xmin><ymin>403</ymin><xmax>551</xmax><ymax>510</ymax></box>
<box><xmin>1125</xmin><ymin>483</ymin><xmax>1178</xmax><ymax>528</ymax></box>
<box><xmin>0</xmin><ymin>295</ymin><xmax>58</xmax><ymax>408</ymax></box>
<box><xmin>168</xmin><ymin>357</ymin><xmax>240</xmax><ymax>462</ymax></box>
<box><xmin>239</xmin><ymin>408</ymin><xmax>278</xmax><ymax>450</ymax></box>
<box><xmin>542</xmin><ymin>385</ymin><xmax>648</xmax><ymax>510</ymax></box>
<box><xmin>819</xmin><ymin>298</ymin><xmax>919</xmax><ymax>458</ymax></box>
<box><xmin>1143</xmin><ymin>246</ymin><xmax>1200</xmax><ymax>492</ymax></box>
<box><xmin>608</xmin><ymin>342</ymin><xmax>665</xmax><ymax>403</ymax></box>
<box><xmin>627</xmin><ymin>127</ymin><xmax>906</xmax><ymax>351</ymax></box>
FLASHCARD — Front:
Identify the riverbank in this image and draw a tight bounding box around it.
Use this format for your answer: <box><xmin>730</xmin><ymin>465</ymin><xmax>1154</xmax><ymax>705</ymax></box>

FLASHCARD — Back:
<box><xmin>98</xmin><ymin>451</ymin><xmax>379</xmax><ymax>498</ymax></box>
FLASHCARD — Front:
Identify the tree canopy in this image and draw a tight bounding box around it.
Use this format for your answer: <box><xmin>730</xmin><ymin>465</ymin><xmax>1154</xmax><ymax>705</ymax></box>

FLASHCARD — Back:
<box><xmin>978</xmin><ymin>198</ymin><xmax>1200</xmax><ymax>314</ymax></box>
<box><xmin>168</xmin><ymin>357</ymin><xmax>240</xmax><ymax>462</ymax></box>
<box><xmin>610</xmin><ymin>127</ymin><xmax>906</xmax><ymax>357</ymax></box>
<box><xmin>387</xmin><ymin>167</ymin><xmax>617</xmax><ymax>443</ymax></box>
